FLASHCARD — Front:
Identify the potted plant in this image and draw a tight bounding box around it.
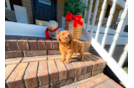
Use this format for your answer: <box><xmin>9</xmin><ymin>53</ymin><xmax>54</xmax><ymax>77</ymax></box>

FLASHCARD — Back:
<box><xmin>64</xmin><ymin>0</ymin><xmax>87</xmax><ymax>40</ymax></box>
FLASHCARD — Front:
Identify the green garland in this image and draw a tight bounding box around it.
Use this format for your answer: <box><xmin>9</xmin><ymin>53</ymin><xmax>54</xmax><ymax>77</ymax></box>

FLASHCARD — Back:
<box><xmin>64</xmin><ymin>0</ymin><xmax>87</xmax><ymax>18</ymax></box>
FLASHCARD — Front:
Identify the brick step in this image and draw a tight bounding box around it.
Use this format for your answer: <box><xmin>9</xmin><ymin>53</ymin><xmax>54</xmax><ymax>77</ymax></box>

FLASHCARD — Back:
<box><xmin>5</xmin><ymin>52</ymin><xmax>106</xmax><ymax>88</ymax></box>
<box><xmin>5</xmin><ymin>35</ymin><xmax>90</xmax><ymax>58</ymax></box>
<box><xmin>61</xmin><ymin>73</ymin><xmax>123</xmax><ymax>88</ymax></box>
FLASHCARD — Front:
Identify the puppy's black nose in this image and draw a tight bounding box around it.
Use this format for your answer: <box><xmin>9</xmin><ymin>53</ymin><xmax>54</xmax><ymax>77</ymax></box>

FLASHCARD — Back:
<box><xmin>65</xmin><ymin>37</ymin><xmax>67</xmax><ymax>40</ymax></box>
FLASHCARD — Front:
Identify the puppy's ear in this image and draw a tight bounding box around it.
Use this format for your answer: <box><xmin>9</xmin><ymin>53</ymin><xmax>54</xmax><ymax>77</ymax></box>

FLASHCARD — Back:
<box><xmin>69</xmin><ymin>32</ymin><xmax>73</xmax><ymax>44</ymax></box>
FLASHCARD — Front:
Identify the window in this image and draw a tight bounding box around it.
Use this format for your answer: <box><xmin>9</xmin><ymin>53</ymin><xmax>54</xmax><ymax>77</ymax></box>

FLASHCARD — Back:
<box><xmin>5</xmin><ymin>0</ymin><xmax>11</xmax><ymax>10</ymax></box>
<box><xmin>105</xmin><ymin>5</ymin><xmax>111</xmax><ymax>18</ymax></box>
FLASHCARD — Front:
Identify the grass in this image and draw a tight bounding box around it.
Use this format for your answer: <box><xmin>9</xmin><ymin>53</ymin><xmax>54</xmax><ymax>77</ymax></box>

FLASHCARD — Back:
<box><xmin>123</xmin><ymin>67</ymin><xmax>128</xmax><ymax>73</ymax></box>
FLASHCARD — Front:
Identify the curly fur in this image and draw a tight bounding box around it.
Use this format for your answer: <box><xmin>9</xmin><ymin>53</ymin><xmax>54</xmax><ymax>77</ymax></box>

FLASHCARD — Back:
<box><xmin>57</xmin><ymin>30</ymin><xmax>84</xmax><ymax>64</ymax></box>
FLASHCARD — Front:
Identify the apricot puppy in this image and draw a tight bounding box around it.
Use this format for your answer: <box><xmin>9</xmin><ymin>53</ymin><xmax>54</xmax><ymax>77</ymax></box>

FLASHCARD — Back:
<box><xmin>56</xmin><ymin>30</ymin><xmax>84</xmax><ymax>64</ymax></box>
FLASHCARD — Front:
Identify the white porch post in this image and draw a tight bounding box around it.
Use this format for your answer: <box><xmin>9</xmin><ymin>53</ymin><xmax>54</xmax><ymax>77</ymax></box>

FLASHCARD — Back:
<box><xmin>101</xmin><ymin>0</ymin><xmax>117</xmax><ymax>48</ymax></box>
<box><xmin>95</xmin><ymin>0</ymin><xmax>107</xmax><ymax>41</ymax></box>
<box><xmin>109</xmin><ymin>0</ymin><xmax>128</xmax><ymax>56</ymax></box>
<box><xmin>118</xmin><ymin>44</ymin><xmax>128</xmax><ymax>67</ymax></box>
<box><xmin>90</xmin><ymin>0</ymin><xmax>100</xmax><ymax>36</ymax></box>
<box><xmin>85</xmin><ymin>0</ymin><xmax>93</xmax><ymax>31</ymax></box>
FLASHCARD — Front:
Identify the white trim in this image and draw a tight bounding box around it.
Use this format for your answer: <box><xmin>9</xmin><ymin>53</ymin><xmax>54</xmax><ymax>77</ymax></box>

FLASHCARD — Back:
<box><xmin>5</xmin><ymin>0</ymin><xmax>11</xmax><ymax>10</ymax></box>
<box><xmin>5</xmin><ymin>21</ymin><xmax>64</xmax><ymax>37</ymax></box>
<box><xmin>5</xmin><ymin>21</ymin><xmax>127</xmax><ymax>45</ymax></box>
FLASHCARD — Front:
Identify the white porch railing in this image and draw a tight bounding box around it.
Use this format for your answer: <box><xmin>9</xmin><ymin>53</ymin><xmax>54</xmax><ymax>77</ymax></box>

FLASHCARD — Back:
<box><xmin>84</xmin><ymin>0</ymin><xmax>128</xmax><ymax>87</ymax></box>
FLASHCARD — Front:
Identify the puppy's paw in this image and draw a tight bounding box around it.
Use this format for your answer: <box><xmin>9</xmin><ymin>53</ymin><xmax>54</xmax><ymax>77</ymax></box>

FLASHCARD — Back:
<box><xmin>60</xmin><ymin>59</ymin><xmax>65</xmax><ymax>62</ymax></box>
<box><xmin>64</xmin><ymin>61</ymin><xmax>69</xmax><ymax>64</ymax></box>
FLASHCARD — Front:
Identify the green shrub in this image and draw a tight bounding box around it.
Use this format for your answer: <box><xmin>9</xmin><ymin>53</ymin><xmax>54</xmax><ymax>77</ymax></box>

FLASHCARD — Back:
<box><xmin>64</xmin><ymin>0</ymin><xmax>87</xmax><ymax>18</ymax></box>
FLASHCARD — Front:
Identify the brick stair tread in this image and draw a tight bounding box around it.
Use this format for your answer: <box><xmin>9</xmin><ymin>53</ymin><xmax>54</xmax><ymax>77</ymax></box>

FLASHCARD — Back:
<box><xmin>5</xmin><ymin>52</ymin><xmax>108</xmax><ymax>88</ymax></box>
<box><xmin>61</xmin><ymin>73</ymin><xmax>123</xmax><ymax>88</ymax></box>
<box><xmin>5</xmin><ymin>35</ymin><xmax>91</xmax><ymax>58</ymax></box>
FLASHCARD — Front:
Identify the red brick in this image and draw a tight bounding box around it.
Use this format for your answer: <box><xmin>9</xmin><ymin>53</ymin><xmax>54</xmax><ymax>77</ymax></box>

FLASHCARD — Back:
<box><xmin>47</xmin><ymin>60</ymin><xmax>59</xmax><ymax>82</ymax></box>
<box><xmin>77</xmin><ymin>80</ymin><xmax>97</xmax><ymax>88</ymax></box>
<box><xmin>85</xmin><ymin>55</ymin><xmax>99</xmax><ymax>71</ymax></box>
<box><xmin>18</xmin><ymin>38</ymin><xmax>29</xmax><ymax>50</ymax></box>
<box><xmin>93</xmin><ymin>55</ymin><xmax>107</xmax><ymax>69</ymax></box>
<box><xmin>48</xmin><ymin>50</ymin><xmax>61</xmax><ymax>55</ymax></box>
<box><xmin>48</xmin><ymin>55</ymin><xmax>62</xmax><ymax>60</ymax></box>
<box><xmin>83</xmin><ymin>58</ymin><xmax>93</xmax><ymax>72</ymax></box>
<box><xmin>55</xmin><ymin>59</ymin><xmax>67</xmax><ymax>80</ymax></box>
<box><xmin>64</xmin><ymin>63</ymin><xmax>75</xmax><ymax>78</ymax></box>
<box><xmin>61</xmin><ymin>83</ymin><xmax>76</xmax><ymax>88</ymax></box>
<box><xmin>5</xmin><ymin>40</ymin><xmax>9</xmax><ymax>51</ymax></box>
<box><xmin>83</xmin><ymin>73</ymin><xmax>91</xmax><ymax>79</ymax></box>
<box><xmin>23</xmin><ymin>50</ymin><xmax>46</xmax><ymax>57</ymax></box>
<box><xmin>38</xmin><ymin>61</ymin><xmax>49</xmax><ymax>86</ymax></box>
<box><xmin>38</xmin><ymin>84</ymin><xmax>49</xmax><ymax>88</ymax></box>
<box><xmin>51</xmin><ymin>80</ymin><xmax>66</xmax><ymax>88</ymax></box>
<box><xmin>75</xmin><ymin>75</ymin><xmax>84</xmax><ymax>82</ymax></box>
<box><xmin>24</xmin><ymin>62</ymin><xmax>38</xmax><ymax>88</ymax></box>
<box><xmin>22</xmin><ymin>56</ymin><xmax>47</xmax><ymax>63</ymax></box>
<box><xmin>45</xmin><ymin>40</ymin><xmax>52</xmax><ymax>50</ymax></box>
<box><xmin>72</xmin><ymin>62</ymin><xmax>82</xmax><ymax>76</ymax></box>
<box><xmin>5</xmin><ymin>57</ymin><xmax>22</xmax><ymax>65</ymax></box>
<box><xmin>65</xmin><ymin>78</ymin><xmax>74</xmax><ymax>85</ymax></box>
<box><xmin>78</xmin><ymin>61</ymin><xmax>88</xmax><ymax>74</ymax></box>
<box><xmin>94</xmin><ymin>75</ymin><xmax>109</xmax><ymax>84</ymax></box>
<box><xmin>52</xmin><ymin>40</ymin><xmax>59</xmax><ymax>50</ymax></box>
<box><xmin>5</xmin><ymin>51</ymin><xmax>23</xmax><ymax>58</ymax></box>
<box><xmin>7</xmin><ymin>39</ymin><xmax>19</xmax><ymax>50</ymax></box>
<box><xmin>94</xmin><ymin>83</ymin><xmax>108</xmax><ymax>88</ymax></box>
<box><xmin>38</xmin><ymin>39</ymin><xmax>45</xmax><ymax>50</ymax></box>
<box><xmin>92</xmin><ymin>70</ymin><xmax>99</xmax><ymax>76</ymax></box>
<box><xmin>5</xmin><ymin>64</ymin><xmax>17</xmax><ymax>81</ymax></box>
<box><xmin>75</xmin><ymin>73</ymin><xmax>91</xmax><ymax>82</ymax></box>
<box><xmin>28</xmin><ymin>40</ymin><xmax>38</xmax><ymax>50</ymax></box>
<box><xmin>7</xmin><ymin>63</ymin><xmax>28</xmax><ymax>88</ymax></box>
<box><xmin>105</xmin><ymin>79</ymin><xmax>123</xmax><ymax>88</ymax></box>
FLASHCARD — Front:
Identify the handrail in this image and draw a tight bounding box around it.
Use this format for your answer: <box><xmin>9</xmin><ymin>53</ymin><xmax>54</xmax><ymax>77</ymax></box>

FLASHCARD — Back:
<box><xmin>83</xmin><ymin>28</ymin><xmax>128</xmax><ymax>87</ymax></box>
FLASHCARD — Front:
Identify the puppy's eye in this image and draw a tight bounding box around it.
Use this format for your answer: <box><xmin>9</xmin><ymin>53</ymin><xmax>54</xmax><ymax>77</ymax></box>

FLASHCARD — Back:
<box><xmin>68</xmin><ymin>35</ymin><xmax>70</xmax><ymax>38</ymax></box>
<box><xmin>62</xmin><ymin>34</ymin><xmax>64</xmax><ymax>36</ymax></box>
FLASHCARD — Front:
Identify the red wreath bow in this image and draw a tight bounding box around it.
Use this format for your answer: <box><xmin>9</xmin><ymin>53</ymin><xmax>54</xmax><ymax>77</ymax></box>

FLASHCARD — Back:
<box><xmin>45</xmin><ymin>27</ymin><xmax>59</xmax><ymax>39</ymax></box>
<box><xmin>65</xmin><ymin>11</ymin><xmax>83</xmax><ymax>28</ymax></box>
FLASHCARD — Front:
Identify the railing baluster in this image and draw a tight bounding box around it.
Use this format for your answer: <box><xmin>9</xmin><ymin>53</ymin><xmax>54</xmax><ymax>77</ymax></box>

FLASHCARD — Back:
<box><xmin>109</xmin><ymin>0</ymin><xmax>128</xmax><ymax>56</ymax></box>
<box><xmin>101</xmin><ymin>0</ymin><xmax>117</xmax><ymax>47</ymax></box>
<box><xmin>84</xmin><ymin>0</ymin><xmax>89</xmax><ymax>21</ymax></box>
<box><xmin>118</xmin><ymin>44</ymin><xmax>128</xmax><ymax>67</ymax></box>
<box><xmin>90</xmin><ymin>0</ymin><xmax>100</xmax><ymax>36</ymax></box>
<box><xmin>86</xmin><ymin>0</ymin><xmax>93</xmax><ymax>31</ymax></box>
<box><xmin>95</xmin><ymin>0</ymin><xmax>107</xmax><ymax>41</ymax></box>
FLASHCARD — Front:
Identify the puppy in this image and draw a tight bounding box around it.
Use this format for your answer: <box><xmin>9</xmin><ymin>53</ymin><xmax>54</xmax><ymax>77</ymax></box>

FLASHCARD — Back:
<box><xmin>57</xmin><ymin>30</ymin><xmax>84</xmax><ymax>64</ymax></box>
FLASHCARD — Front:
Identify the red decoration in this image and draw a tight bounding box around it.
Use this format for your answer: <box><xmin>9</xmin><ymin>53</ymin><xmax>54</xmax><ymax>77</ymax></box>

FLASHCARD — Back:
<box><xmin>45</xmin><ymin>27</ymin><xmax>59</xmax><ymax>39</ymax></box>
<box><xmin>65</xmin><ymin>11</ymin><xmax>83</xmax><ymax>28</ymax></box>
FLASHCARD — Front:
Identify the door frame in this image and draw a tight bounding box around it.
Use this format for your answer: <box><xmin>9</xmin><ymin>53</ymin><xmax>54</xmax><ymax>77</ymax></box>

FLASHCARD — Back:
<box><xmin>31</xmin><ymin>0</ymin><xmax>57</xmax><ymax>24</ymax></box>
